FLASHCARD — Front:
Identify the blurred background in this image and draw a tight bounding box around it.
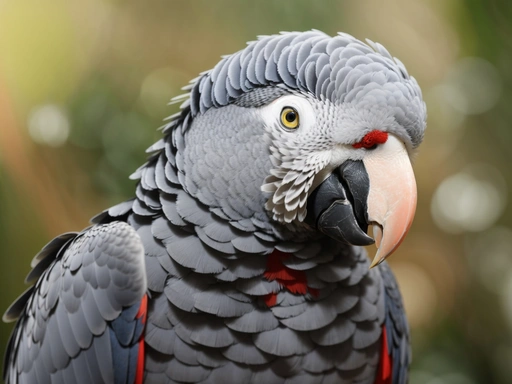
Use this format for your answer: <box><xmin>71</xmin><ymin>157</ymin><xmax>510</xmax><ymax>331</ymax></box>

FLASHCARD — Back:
<box><xmin>0</xmin><ymin>0</ymin><xmax>511</xmax><ymax>382</ymax></box>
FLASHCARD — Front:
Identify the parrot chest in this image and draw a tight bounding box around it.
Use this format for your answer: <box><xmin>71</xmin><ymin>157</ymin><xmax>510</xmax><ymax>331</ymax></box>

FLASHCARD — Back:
<box><xmin>142</xmin><ymin>230</ymin><xmax>386</xmax><ymax>384</ymax></box>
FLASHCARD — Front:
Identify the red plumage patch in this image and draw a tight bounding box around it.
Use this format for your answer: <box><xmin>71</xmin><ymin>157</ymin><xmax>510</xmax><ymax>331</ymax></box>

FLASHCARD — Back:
<box><xmin>374</xmin><ymin>325</ymin><xmax>392</xmax><ymax>384</ymax></box>
<box><xmin>262</xmin><ymin>250</ymin><xmax>318</xmax><ymax>306</ymax></box>
<box><xmin>352</xmin><ymin>130</ymin><xmax>389</xmax><ymax>149</ymax></box>
<box><xmin>135</xmin><ymin>294</ymin><xmax>148</xmax><ymax>384</ymax></box>
<box><xmin>264</xmin><ymin>292</ymin><xmax>278</xmax><ymax>307</ymax></box>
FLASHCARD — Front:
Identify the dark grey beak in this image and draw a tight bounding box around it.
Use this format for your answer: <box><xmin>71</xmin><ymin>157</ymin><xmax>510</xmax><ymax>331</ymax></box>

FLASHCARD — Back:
<box><xmin>304</xmin><ymin>160</ymin><xmax>374</xmax><ymax>246</ymax></box>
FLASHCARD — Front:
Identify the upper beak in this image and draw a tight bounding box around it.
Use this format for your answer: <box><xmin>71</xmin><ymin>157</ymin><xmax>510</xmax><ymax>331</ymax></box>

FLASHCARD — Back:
<box><xmin>364</xmin><ymin>134</ymin><xmax>417</xmax><ymax>267</ymax></box>
<box><xmin>304</xmin><ymin>134</ymin><xmax>417</xmax><ymax>267</ymax></box>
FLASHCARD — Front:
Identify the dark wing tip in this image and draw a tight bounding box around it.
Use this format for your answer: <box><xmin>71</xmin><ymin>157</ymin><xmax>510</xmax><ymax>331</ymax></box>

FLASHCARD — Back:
<box><xmin>3</xmin><ymin>286</ymin><xmax>35</xmax><ymax>323</ymax></box>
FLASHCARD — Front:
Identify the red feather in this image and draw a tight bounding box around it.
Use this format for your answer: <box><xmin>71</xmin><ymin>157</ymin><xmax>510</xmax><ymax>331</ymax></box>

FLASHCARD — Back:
<box><xmin>135</xmin><ymin>294</ymin><xmax>148</xmax><ymax>384</ymax></box>
<box><xmin>374</xmin><ymin>325</ymin><xmax>392</xmax><ymax>384</ymax></box>
<box><xmin>262</xmin><ymin>250</ymin><xmax>317</xmax><ymax>306</ymax></box>
<box><xmin>352</xmin><ymin>130</ymin><xmax>389</xmax><ymax>149</ymax></box>
<box><xmin>263</xmin><ymin>292</ymin><xmax>278</xmax><ymax>307</ymax></box>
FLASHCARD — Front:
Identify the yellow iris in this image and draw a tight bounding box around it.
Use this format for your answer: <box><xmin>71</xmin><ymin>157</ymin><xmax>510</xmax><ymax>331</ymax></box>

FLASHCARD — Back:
<box><xmin>280</xmin><ymin>107</ymin><xmax>299</xmax><ymax>129</ymax></box>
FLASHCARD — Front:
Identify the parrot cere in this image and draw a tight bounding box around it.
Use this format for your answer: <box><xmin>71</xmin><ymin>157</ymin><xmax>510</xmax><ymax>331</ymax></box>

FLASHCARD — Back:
<box><xmin>4</xmin><ymin>31</ymin><xmax>426</xmax><ymax>384</ymax></box>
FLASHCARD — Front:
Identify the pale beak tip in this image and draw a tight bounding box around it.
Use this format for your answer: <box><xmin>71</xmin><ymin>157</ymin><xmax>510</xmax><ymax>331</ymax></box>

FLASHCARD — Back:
<box><xmin>369</xmin><ymin>252</ymin><xmax>384</xmax><ymax>269</ymax></box>
<box><xmin>368</xmin><ymin>243</ymin><xmax>394</xmax><ymax>269</ymax></box>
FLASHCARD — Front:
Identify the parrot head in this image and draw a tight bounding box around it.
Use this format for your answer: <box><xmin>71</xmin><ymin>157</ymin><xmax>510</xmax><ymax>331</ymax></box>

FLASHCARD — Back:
<box><xmin>177</xmin><ymin>31</ymin><xmax>426</xmax><ymax>266</ymax></box>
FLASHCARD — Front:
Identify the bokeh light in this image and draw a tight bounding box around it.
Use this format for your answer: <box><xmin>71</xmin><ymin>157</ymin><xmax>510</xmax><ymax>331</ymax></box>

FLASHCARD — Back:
<box><xmin>444</xmin><ymin>58</ymin><xmax>502</xmax><ymax>116</ymax></box>
<box><xmin>465</xmin><ymin>226</ymin><xmax>512</xmax><ymax>294</ymax></box>
<box><xmin>28</xmin><ymin>104</ymin><xmax>70</xmax><ymax>147</ymax></box>
<box><xmin>392</xmin><ymin>261</ymin><xmax>438</xmax><ymax>328</ymax></box>
<box><xmin>431</xmin><ymin>164</ymin><xmax>507</xmax><ymax>234</ymax></box>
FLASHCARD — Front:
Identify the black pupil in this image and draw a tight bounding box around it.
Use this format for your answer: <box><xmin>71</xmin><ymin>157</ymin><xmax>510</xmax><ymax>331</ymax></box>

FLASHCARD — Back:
<box><xmin>285</xmin><ymin>110</ymin><xmax>296</xmax><ymax>122</ymax></box>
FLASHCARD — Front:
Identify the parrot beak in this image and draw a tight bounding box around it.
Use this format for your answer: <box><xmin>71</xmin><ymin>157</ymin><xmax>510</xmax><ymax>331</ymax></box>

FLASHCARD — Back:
<box><xmin>364</xmin><ymin>135</ymin><xmax>417</xmax><ymax>267</ymax></box>
<box><xmin>304</xmin><ymin>134</ymin><xmax>417</xmax><ymax>267</ymax></box>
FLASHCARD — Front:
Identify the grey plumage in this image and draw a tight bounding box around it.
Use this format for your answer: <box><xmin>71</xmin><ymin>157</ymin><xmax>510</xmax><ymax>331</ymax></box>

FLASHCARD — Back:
<box><xmin>4</xmin><ymin>223</ymin><xmax>146</xmax><ymax>384</ymax></box>
<box><xmin>187</xmin><ymin>31</ymin><xmax>424</xmax><ymax>149</ymax></box>
<box><xmin>5</xmin><ymin>30</ymin><xmax>425</xmax><ymax>384</ymax></box>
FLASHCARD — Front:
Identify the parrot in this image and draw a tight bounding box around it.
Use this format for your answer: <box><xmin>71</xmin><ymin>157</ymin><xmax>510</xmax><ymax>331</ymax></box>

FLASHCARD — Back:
<box><xmin>3</xmin><ymin>30</ymin><xmax>426</xmax><ymax>384</ymax></box>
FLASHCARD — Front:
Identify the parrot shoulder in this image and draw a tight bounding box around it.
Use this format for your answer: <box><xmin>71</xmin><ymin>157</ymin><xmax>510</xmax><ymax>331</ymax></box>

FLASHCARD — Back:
<box><xmin>3</xmin><ymin>222</ymin><xmax>148</xmax><ymax>384</ymax></box>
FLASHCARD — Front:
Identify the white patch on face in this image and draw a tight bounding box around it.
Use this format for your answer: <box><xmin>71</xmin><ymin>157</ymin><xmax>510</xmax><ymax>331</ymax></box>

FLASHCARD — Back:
<box><xmin>259</xmin><ymin>95</ymin><xmax>335</xmax><ymax>224</ymax></box>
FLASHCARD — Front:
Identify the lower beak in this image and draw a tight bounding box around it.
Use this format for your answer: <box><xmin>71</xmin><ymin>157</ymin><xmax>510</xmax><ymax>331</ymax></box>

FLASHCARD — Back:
<box><xmin>305</xmin><ymin>135</ymin><xmax>417</xmax><ymax>267</ymax></box>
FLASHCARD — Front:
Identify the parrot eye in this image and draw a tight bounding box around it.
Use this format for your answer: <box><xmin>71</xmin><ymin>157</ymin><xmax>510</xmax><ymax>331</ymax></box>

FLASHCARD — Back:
<box><xmin>280</xmin><ymin>107</ymin><xmax>299</xmax><ymax>129</ymax></box>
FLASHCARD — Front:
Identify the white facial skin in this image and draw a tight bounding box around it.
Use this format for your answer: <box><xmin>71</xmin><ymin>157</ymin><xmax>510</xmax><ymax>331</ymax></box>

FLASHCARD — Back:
<box><xmin>259</xmin><ymin>95</ymin><xmax>334</xmax><ymax>223</ymax></box>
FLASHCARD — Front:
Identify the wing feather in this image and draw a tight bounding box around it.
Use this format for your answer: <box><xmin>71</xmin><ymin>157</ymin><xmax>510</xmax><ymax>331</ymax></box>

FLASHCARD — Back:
<box><xmin>4</xmin><ymin>222</ymin><xmax>147</xmax><ymax>384</ymax></box>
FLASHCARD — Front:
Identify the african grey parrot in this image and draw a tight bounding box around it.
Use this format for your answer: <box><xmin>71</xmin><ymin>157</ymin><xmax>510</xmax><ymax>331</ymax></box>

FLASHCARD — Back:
<box><xmin>3</xmin><ymin>30</ymin><xmax>426</xmax><ymax>384</ymax></box>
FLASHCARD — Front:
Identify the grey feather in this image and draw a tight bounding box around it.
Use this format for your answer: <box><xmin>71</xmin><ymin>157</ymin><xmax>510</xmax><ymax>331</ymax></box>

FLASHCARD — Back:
<box><xmin>222</xmin><ymin>339</ymin><xmax>274</xmax><ymax>365</ymax></box>
<box><xmin>164</xmin><ymin>228</ymin><xmax>228</xmax><ymax>274</ymax></box>
<box><xmin>165</xmin><ymin>161</ymin><xmax>180</xmax><ymax>185</ymax></box>
<box><xmin>310</xmin><ymin>316</ymin><xmax>356</xmax><ymax>347</ymax></box>
<box><xmin>205</xmin><ymin>362</ymin><xmax>252</xmax><ymax>384</ymax></box>
<box><xmin>193</xmin><ymin>287</ymin><xmax>254</xmax><ymax>318</ymax></box>
<box><xmin>271</xmin><ymin>302</ymin><xmax>308</xmax><ymax>319</ymax></box>
<box><xmin>145</xmin><ymin>322</ymin><xmax>176</xmax><ymax>355</ymax></box>
<box><xmin>346</xmin><ymin>297</ymin><xmax>378</xmax><ymax>323</ymax></box>
<box><xmin>224</xmin><ymin>256</ymin><xmax>267</xmax><ymax>279</ymax></box>
<box><xmin>167</xmin><ymin>358</ymin><xmax>210</xmax><ymax>383</ymax></box>
<box><xmin>131</xmin><ymin>198</ymin><xmax>158</xmax><ymax>217</ymax></box>
<box><xmin>281</xmin><ymin>257</ymin><xmax>317</xmax><ymax>271</ymax></box>
<box><xmin>301</xmin><ymin>349</ymin><xmax>334</xmax><ymax>374</ymax></box>
<box><xmin>196</xmin><ymin>349</ymin><xmax>226</xmax><ymax>369</ymax></box>
<box><xmin>55</xmin><ymin>304</ymin><xmax>81</xmax><ymax>358</ymax></box>
<box><xmin>195</xmin><ymin>226</ymin><xmax>236</xmax><ymax>254</ymax></box>
<box><xmin>331</xmin><ymin>285</ymin><xmax>361</xmax><ymax>315</ymax></box>
<box><xmin>352</xmin><ymin>321</ymin><xmax>381</xmax><ymax>349</ymax></box>
<box><xmin>270</xmin><ymin>355</ymin><xmax>303</xmax><ymax>377</ymax></box>
<box><xmin>164</xmin><ymin>275</ymin><xmax>207</xmax><ymax>312</ymax></box>
<box><xmin>275</xmin><ymin>242</ymin><xmax>306</xmax><ymax>253</ymax></box>
<box><xmin>250</xmin><ymin>368</ymin><xmax>286</xmax><ymax>384</ymax></box>
<box><xmin>227</xmin><ymin>219</ymin><xmax>254</xmax><ymax>233</ymax></box>
<box><xmin>253</xmin><ymin>326</ymin><xmax>313</xmax><ymax>356</ymax></box>
<box><xmin>173</xmin><ymin>335</ymin><xmax>200</xmax><ymax>366</ymax></box>
<box><xmin>236</xmin><ymin>277</ymin><xmax>281</xmax><ymax>296</ymax></box>
<box><xmin>231</xmin><ymin>235</ymin><xmax>273</xmax><ymax>254</ymax></box>
<box><xmin>146</xmin><ymin>293</ymin><xmax>173</xmax><ymax>329</ymax></box>
<box><xmin>3</xmin><ymin>287</ymin><xmax>35</xmax><ymax>323</ymax></box>
<box><xmin>279</xmin><ymin>298</ymin><xmax>338</xmax><ymax>332</ymax></box>
<box><xmin>142</xmin><ymin>254</ymin><xmax>168</xmax><ymax>293</ymax></box>
<box><xmin>203</xmin><ymin>218</ymin><xmax>239</xmax><ymax>243</ymax></box>
<box><xmin>224</xmin><ymin>308</ymin><xmax>279</xmax><ymax>333</ymax></box>
<box><xmin>315</xmin><ymin>257</ymin><xmax>354</xmax><ymax>283</ymax></box>
<box><xmin>175</xmin><ymin>191</ymin><xmax>213</xmax><ymax>227</ymax></box>
<box><xmin>68</xmin><ymin>304</ymin><xmax>95</xmax><ymax>349</ymax></box>
<box><xmin>155</xmin><ymin>155</ymin><xmax>179</xmax><ymax>195</ymax></box>
<box><xmin>30</xmin><ymin>233</ymin><xmax>77</xmax><ymax>269</ymax></box>
<box><xmin>275</xmin><ymin>291</ymin><xmax>307</xmax><ymax>307</ymax></box>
